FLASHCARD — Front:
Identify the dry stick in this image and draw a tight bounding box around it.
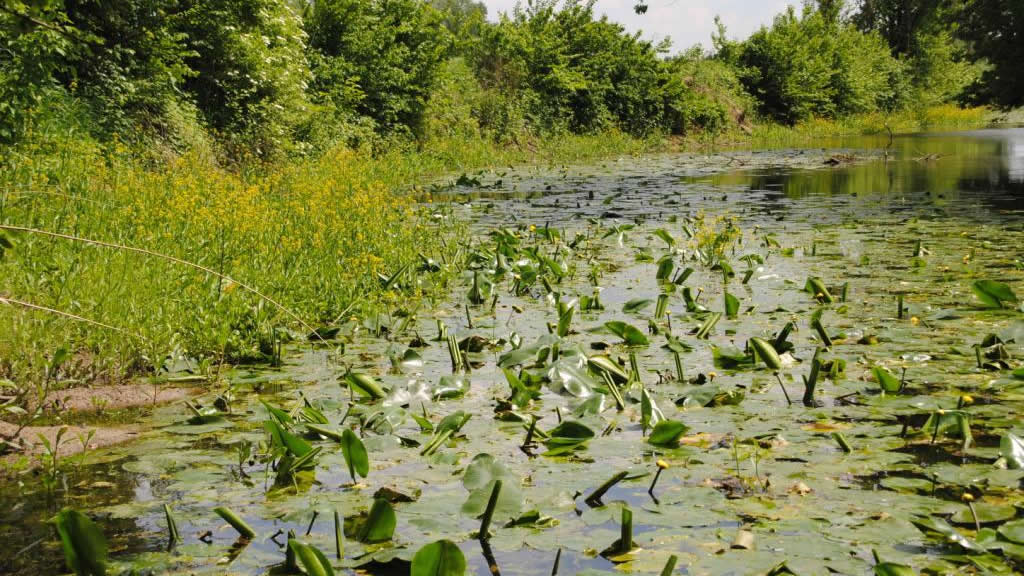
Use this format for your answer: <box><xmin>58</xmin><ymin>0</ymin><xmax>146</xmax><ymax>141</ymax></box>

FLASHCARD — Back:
<box><xmin>0</xmin><ymin>225</ymin><xmax>327</xmax><ymax>345</ymax></box>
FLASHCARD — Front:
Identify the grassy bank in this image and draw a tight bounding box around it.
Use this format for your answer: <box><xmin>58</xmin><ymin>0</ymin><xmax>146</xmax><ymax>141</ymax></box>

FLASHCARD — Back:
<box><xmin>0</xmin><ymin>110</ymin><xmax>655</xmax><ymax>415</ymax></box>
<box><xmin>750</xmin><ymin>105</ymin><xmax>991</xmax><ymax>144</ymax></box>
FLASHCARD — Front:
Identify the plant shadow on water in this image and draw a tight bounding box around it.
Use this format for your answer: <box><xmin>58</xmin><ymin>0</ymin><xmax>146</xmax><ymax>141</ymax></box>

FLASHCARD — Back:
<box><xmin>2</xmin><ymin>128</ymin><xmax>1024</xmax><ymax>575</ymax></box>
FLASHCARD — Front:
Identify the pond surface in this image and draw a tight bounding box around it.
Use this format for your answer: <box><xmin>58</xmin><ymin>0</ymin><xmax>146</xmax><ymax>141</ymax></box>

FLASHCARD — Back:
<box><xmin>2</xmin><ymin>128</ymin><xmax>1023</xmax><ymax>575</ymax></box>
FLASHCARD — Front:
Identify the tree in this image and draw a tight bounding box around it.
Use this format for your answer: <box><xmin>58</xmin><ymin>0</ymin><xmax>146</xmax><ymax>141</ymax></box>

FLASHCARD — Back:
<box><xmin>306</xmin><ymin>0</ymin><xmax>450</xmax><ymax>137</ymax></box>
<box><xmin>959</xmin><ymin>0</ymin><xmax>1024</xmax><ymax>107</ymax></box>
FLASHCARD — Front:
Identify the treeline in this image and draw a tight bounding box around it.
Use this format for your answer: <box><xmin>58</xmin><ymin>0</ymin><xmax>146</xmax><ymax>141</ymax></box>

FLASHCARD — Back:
<box><xmin>0</xmin><ymin>0</ymin><xmax>1019</xmax><ymax>158</ymax></box>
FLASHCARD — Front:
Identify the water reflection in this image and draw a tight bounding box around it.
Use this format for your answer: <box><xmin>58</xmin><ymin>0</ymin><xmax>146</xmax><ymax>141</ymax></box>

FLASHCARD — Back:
<box><xmin>687</xmin><ymin>128</ymin><xmax>1024</xmax><ymax>214</ymax></box>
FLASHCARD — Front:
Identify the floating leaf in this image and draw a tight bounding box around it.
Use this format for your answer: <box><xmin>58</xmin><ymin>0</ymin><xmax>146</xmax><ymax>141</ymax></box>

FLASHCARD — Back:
<box><xmin>647</xmin><ymin>420</ymin><xmax>688</xmax><ymax>447</ymax></box>
<box><xmin>971</xmin><ymin>280</ymin><xmax>1018</xmax><ymax>308</ymax></box>
<box><xmin>461</xmin><ymin>453</ymin><xmax>522</xmax><ymax>519</ymax></box>
<box><xmin>872</xmin><ymin>366</ymin><xmax>902</xmax><ymax>393</ymax></box>
<box><xmin>622</xmin><ymin>298</ymin><xmax>654</xmax><ymax>314</ymax></box>
<box><xmin>53</xmin><ymin>509</ymin><xmax>107</xmax><ymax>576</ymax></box>
<box><xmin>605</xmin><ymin>321</ymin><xmax>649</xmax><ymax>346</ymax></box>
<box><xmin>999</xmin><ymin>519</ymin><xmax>1024</xmax><ymax>544</ymax></box>
<box><xmin>434</xmin><ymin>375</ymin><xmax>470</xmax><ymax>400</ymax></box>
<box><xmin>805</xmin><ymin>277</ymin><xmax>835</xmax><ymax>303</ymax></box>
<box><xmin>345</xmin><ymin>373</ymin><xmax>386</xmax><ymax>400</ymax></box>
<box><xmin>640</xmin><ymin>387</ymin><xmax>664</xmax><ymax>432</ymax></box>
<box><xmin>951</xmin><ymin>503</ymin><xmax>1016</xmax><ymax>525</ymax></box>
<box><xmin>357</xmin><ymin>499</ymin><xmax>396</xmax><ymax>543</ymax></box>
<box><xmin>749</xmin><ymin>337</ymin><xmax>782</xmax><ymax>371</ymax></box>
<box><xmin>411</xmin><ymin>540</ymin><xmax>466</xmax><ymax>576</ymax></box>
<box><xmin>546</xmin><ymin>420</ymin><xmax>595</xmax><ymax>443</ymax></box>
<box><xmin>1000</xmin><ymin>433</ymin><xmax>1024</xmax><ymax>469</ymax></box>
<box><xmin>910</xmin><ymin>515</ymin><xmax>985</xmax><ymax>552</ymax></box>
<box><xmin>288</xmin><ymin>540</ymin><xmax>335</xmax><ymax>576</ymax></box>
<box><xmin>724</xmin><ymin>291</ymin><xmax>739</xmax><ymax>318</ymax></box>
<box><xmin>340</xmin><ymin>428</ymin><xmax>369</xmax><ymax>482</ymax></box>
<box><xmin>874</xmin><ymin>562</ymin><xmax>916</xmax><ymax>576</ymax></box>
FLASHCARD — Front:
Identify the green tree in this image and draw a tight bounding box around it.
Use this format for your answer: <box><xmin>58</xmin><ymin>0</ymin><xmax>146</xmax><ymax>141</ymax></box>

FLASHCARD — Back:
<box><xmin>306</xmin><ymin>0</ymin><xmax>450</xmax><ymax>138</ymax></box>
<box><xmin>851</xmin><ymin>0</ymin><xmax>977</xmax><ymax>104</ymax></box>
<box><xmin>725</xmin><ymin>4</ymin><xmax>904</xmax><ymax>123</ymax></box>
<box><xmin>176</xmin><ymin>0</ymin><xmax>311</xmax><ymax>154</ymax></box>
<box><xmin>959</xmin><ymin>0</ymin><xmax>1024</xmax><ymax>107</ymax></box>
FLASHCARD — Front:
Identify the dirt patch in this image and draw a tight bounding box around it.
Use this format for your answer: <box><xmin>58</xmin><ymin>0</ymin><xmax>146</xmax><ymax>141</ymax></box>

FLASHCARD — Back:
<box><xmin>2</xmin><ymin>383</ymin><xmax>198</xmax><ymax>473</ymax></box>
<box><xmin>1</xmin><ymin>420</ymin><xmax>141</xmax><ymax>461</ymax></box>
<box><xmin>28</xmin><ymin>382</ymin><xmax>195</xmax><ymax>413</ymax></box>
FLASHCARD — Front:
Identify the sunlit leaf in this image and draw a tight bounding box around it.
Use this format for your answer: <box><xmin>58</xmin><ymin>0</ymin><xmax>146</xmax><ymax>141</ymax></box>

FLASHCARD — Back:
<box><xmin>411</xmin><ymin>540</ymin><xmax>466</xmax><ymax>576</ymax></box>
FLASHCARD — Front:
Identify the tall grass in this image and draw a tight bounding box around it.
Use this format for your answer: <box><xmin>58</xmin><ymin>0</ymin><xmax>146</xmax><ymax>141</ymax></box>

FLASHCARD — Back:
<box><xmin>0</xmin><ymin>101</ymin><xmax>655</xmax><ymax>396</ymax></box>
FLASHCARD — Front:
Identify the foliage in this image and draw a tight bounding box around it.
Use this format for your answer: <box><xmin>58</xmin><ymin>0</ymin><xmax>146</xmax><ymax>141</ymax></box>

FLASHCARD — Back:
<box><xmin>958</xmin><ymin>0</ymin><xmax>1024</xmax><ymax>107</ymax></box>
<box><xmin>471</xmin><ymin>0</ymin><xmax>677</xmax><ymax>136</ymax></box>
<box><xmin>719</xmin><ymin>4</ymin><xmax>904</xmax><ymax>123</ymax></box>
<box><xmin>306</xmin><ymin>0</ymin><xmax>450</xmax><ymax>140</ymax></box>
<box><xmin>176</xmin><ymin>0</ymin><xmax>311</xmax><ymax>156</ymax></box>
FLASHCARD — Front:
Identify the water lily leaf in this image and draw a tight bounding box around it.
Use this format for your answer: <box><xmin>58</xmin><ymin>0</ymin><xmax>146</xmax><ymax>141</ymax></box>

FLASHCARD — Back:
<box><xmin>971</xmin><ymin>280</ymin><xmax>1018</xmax><ymax>309</ymax></box>
<box><xmin>547</xmin><ymin>360</ymin><xmax>596</xmax><ymax>397</ymax></box>
<box><xmin>872</xmin><ymin>366</ymin><xmax>902</xmax><ymax>393</ymax></box>
<box><xmin>461</xmin><ymin>453</ymin><xmax>523</xmax><ymax>519</ymax></box>
<box><xmin>265</xmin><ymin>420</ymin><xmax>312</xmax><ymax>457</ymax></box>
<box><xmin>712</xmin><ymin>345</ymin><xmax>753</xmax><ymax>369</ymax></box>
<box><xmin>805</xmin><ymin>277</ymin><xmax>835</xmax><ymax>303</ymax></box>
<box><xmin>605</xmin><ymin>321</ymin><xmax>649</xmax><ymax>346</ymax></box>
<box><xmin>622</xmin><ymin>298</ymin><xmax>653</xmax><ymax>314</ymax></box>
<box><xmin>546</xmin><ymin>420</ymin><xmax>595</xmax><ymax>444</ymax></box>
<box><xmin>998</xmin><ymin>519</ymin><xmax>1024</xmax><ymax>544</ymax></box>
<box><xmin>357</xmin><ymin>499</ymin><xmax>396</xmax><ymax>543</ymax></box>
<box><xmin>588</xmin><ymin>355</ymin><xmax>629</xmax><ymax>383</ymax></box>
<box><xmin>434</xmin><ymin>375</ymin><xmax>470</xmax><ymax>400</ymax></box>
<box><xmin>53</xmin><ymin>508</ymin><xmax>107</xmax><ymax>576</ymax></box>
<box><xmin>411</xmin><ymin>540</ymin><xmax>466</xmax><ymax>576</ymax></box>
<box><xmin>647</xmin><ymin>420</ymin><xmax>688</xmax><ymax>447</ymax></box>
<box><xmin>574</xmin><ymin>394</ymin><xmax>606</xmax><ymax>417</ymax></box>
<box><xmin>873</xmin><ymin>562</ymin><xmax>915</xmax><ymax>576</ymax></box>
<box><xmin>1000</xmin><ymin>433</ymin><xmax>1024</xmax><ymax>469</ymax></box>
<box><xmin>289</xmin><ymin>540</ymin><xmax>335</xmax><ymax>576</ymax></box>
<box><xmin>910</xmin><ymin>515</ymin><xmax>985</xmax><ymax>552</ymax></box>
<box><xmin>341</xmin><ymin>428</ymin><xmax>369</xmax><ymax>482</ymax></box>
<box><xmin>653</xmin><ymin>229</ymin><xmax>675</xmax><ymax>247</ymax></box>
<box><xmin>951</xmin><ymin>503</ymin><xmax>1016</xmax><ymax>525</ymax></box>
<box><xmin>724</xmin><ymin>292</ymin><xmax>739</xmax><ymax>318</ymax></box>
<box><xmin>640</xmin><ymin>387</ymin><xmax>664</xmax><ymax>432</ymax></box>
<box><xmin>345</xmin><ymin>373</ymin><xmax>386</xmax><ymax>400</ymax></box>
<box><xmin>749</xmin><ymin>337</ymin><xmax>782</xmax><ymax>371</ymax></box>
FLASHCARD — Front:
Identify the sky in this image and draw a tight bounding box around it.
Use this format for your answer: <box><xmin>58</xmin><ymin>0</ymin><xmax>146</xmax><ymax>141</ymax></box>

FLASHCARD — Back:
<box><xmin>480</xmin><ymin>0</ymin><xmax>797</xmax><ymax>53</ymax></box>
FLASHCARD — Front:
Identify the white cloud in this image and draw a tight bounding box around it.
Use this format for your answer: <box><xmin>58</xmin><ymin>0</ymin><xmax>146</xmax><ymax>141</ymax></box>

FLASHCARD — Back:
<box><xmin>479</xmin><ymin>0</ymin><xmax>797</xmax><ymax>53</ymax></box>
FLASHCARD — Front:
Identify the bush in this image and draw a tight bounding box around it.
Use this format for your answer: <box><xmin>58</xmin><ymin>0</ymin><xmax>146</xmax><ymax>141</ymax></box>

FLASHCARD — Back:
<box><xmin>665</xmin><ymin>50</ymin><xmax>755</xmax><ymax>134</ymax></box>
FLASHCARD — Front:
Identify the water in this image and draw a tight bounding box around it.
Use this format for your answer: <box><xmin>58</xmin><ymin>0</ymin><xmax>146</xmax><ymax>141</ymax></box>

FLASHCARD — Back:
<box><xmin>2</xmin><ymin>128</ymin><xmax>1022</xmax><ymax>575</ymax></box>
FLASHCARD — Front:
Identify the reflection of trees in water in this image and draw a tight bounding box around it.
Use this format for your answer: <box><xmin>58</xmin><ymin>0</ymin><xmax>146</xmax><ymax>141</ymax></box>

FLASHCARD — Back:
<box><xmin>0</xmin><ymin>461</ymin><xmax>149</xmax><ymax>574</ymax></box>
<box><xmin>692</xmin><ymin>131</ymin><xmax>1022</xmax><ymax>218</ymax></box>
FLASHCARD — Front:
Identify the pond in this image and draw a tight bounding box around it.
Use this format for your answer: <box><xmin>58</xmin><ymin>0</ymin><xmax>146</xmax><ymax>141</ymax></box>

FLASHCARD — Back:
<box><xmin>2</xmin><ymin>127</ymin><xmax>1023</xmax><ymax>575</ymax></box>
